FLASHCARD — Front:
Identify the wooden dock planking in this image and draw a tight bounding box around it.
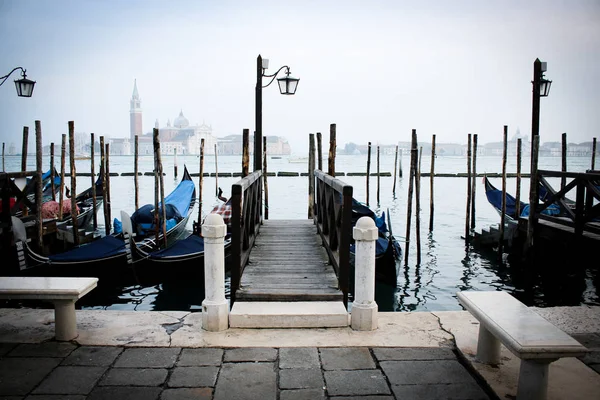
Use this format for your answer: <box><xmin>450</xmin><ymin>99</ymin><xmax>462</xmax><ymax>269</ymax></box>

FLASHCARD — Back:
<box><xmin>236</xmin><ymin>219</ymin><xmax>343</xmax><ymax>302</ymax></box>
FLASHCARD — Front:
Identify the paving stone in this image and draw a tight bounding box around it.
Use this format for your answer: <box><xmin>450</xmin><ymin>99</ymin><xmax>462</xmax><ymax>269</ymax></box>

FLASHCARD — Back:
<box><xmin>33</xmin><ymin>366</ymin><xmax>107</xmax><ymax>395</ymax></box>
<box><xmin>161</xmin><ymin>388</ymin><xmax>213</xmax><ymax>400</ymax></box>
<box><xmin>1</xmin><ymin>396</ymin><xmax>24</xmax><ymax>400</ymax></box>
<box><xmin>320</xmin><ymin>348</ymin><xmax>376</xmax><ymax>370</ymax></box>
<box><xmin>279</xmin><ymin>348</ymin><xmax>320</xmax><ymax>369</ymax></box>
<box><xmin>330</xmin><ymin>397</ymin><xmax>394</xmax><ymax>400</ymax></box>
<box><xmin>62</xmin><ymin>346</ymin><xmax>123</xmax><ymax>366</ymax></box>
<box><xmin>391</xmin><ymin>383</ymin><xmax>490</xmax><ymax>399</ymax></box>
<box><xmin>572</xmin><ymin>333</ymin><xmax>600</xmax><ymax>349</ymax></box>
<box><xmin>380</xmin><ymin>360</ymin><xmax>475</xmax><ymax>385</ymax></box>
<box><xmin>280</xmin><ymin>388</ymin><xmax>326</xmax><ymax>400</ymax></box>
<box><xmin>25</xmin><ymin>396</ymin><xmax>86</xmax><ymax>400</ymax></box>
<box><xmin>168</xmin><ymin>366</ymin><xmax>219</xmax><ymax>388</ymax></box>
<box><xmin>0</xmin><ymin>357</ymin><xmax>61</xmax><ymax>395</ymax></box>
<box><xmin>86</xmin><ymin>386</ymin><xmax>161</xmax><ymax>400</ymax></box>
<box><xmin>8</xmin><ymin>343</ymin><xmax>76</xmax><ymax>358</ymax></box>
<box><xmin>223</xmin><ymin>347</ymin><xmax>277</xmax><ymax>362</ymax></box>
<box><xmin>373</xmin><ymin>347</ymin><xmax>455</xmax><ymax>361</ymax></box>
<box><xmin>323</xmin><ymin>370</ymin><xmax>390</xmax><ymax>396</ymax></box>
<box><xmin>99</xmin><ymin>368</ymin><xmax>167</xmax><ymax>386</ymax></box>
<box><xmin>0</xmin><ymin>343</ymin><xmax>17</xmax><ymax>357</ymax></box>
<box><xmin>214</xmin><ymin>362</ymin><xmax>276</xmax><ymax>400</ymax></box>
<box><xmin>279</xmin><ymin>368</ymin><xmax>323</xmax><ymax>389</ymax></box>
<box><xmin>113</xmin><ymin>347</ymin><xmax>180</xmax><ymax>368</ymax></box>
<box><xmin>178</xmin><ymin>348</ymin><xmax>223</xmax><ymax>366</ymax></box>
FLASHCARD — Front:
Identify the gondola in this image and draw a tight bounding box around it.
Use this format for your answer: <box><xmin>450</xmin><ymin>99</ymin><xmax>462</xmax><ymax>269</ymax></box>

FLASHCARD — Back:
<box><xmin>54</xmin><ymin>165</ymin><xmax>105</xmax><ymax>230</ymax></box>
<box><xmin>349</xmin><ymin>199</ymin><xmax>402</xmax><ymax>285</ymax></box>
<box><xmin>13</xmin><ymin>165</ymin><xmax>196</xmax><ymax>278</ymax></box>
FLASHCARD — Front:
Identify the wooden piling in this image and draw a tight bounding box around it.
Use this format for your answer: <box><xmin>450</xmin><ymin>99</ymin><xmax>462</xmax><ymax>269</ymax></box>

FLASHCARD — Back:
<box><xmin>214</xmin><ymin>144</ymin><xmax>219</xmax><ymax>196</ymax></box>
<box><xmin>35</xmin><ymin>121</ymin><xmax>43</xmax><ymax>250</ymax></box>
<box><xmin>499</xmin><ymin>126</ymin><xmax>508</xmax><ymax>257</ymax></box>
<box><xmin>592</xmin><ymin>137</ymin><xmax>597</xmax><ymax>170</ymax></box>
<box><xmin>263</xmin><ymin>136</ymin><xmax>269</xmax><ymax>220</ymax></box>
<box><xmin>100</xmin><ymin>136</ymin><xmax>110</xmax><ymax>236</ymax></box>
<box><xmin>50</xmin><ymin>143</ymin><xmax>55</xmax><ymax>201</ymax></box>
<box><xmin>415</xmin><ymin>146</ymin><xmax>423</xmax><ymax>265</ymax></box>
<box><xmin>59</xmin><ymin>134</ymin><xmax>66</xmax><ymax>221</ymax></box>
<box><xmin>404</xmin><ymin>129</ymin><xmax>418</xmax><ymax>265</ymax></box>
<box><xmin>392</xmin><ymin>145</ymin><xmax>398</xmax><ymax>195</ymax></box>
<box><xmin>68</xmin><ymin>121</ymin><xmax>79</xmax><ymax>246</ymax></box>
<box><xmin>308</xmin><ymin>133</ymin><xmax>315</xmax><ymax>219</ymax></box>
<box><xmin>429</xmin><ymin>134</ymin><xmax>436</xmax><ymax>231</ymax></box>
<box><xmin>1</xmin><ymin>142</ymin><xmax>4</xmax><ymax>172</ymax></box>
<box><xmin>134</xmin><ymin>135</ymin><xmax>139</xmax><ymax>212</ymax></box>
<box><xmin>377</xmin><ymin>145</ymin><xmax>380</xmax><ymax>205</ymax></box>
<box><xmin>328</xmin><ymin>123</ymin><xmax>336</xmax><ymax>177</ymax></box>
<box><xmin>198</xmin><ymin>138</ymin><xmax>205</xmax><ymax>228</ymax></box>
<box><xmin>105</xmin><ymin>143</ymin><xmax>111</xmax><ymax>230</ymax></box>
<box><xmin>242</xmin><ymin>129</ymin><xmax>249</xmax><ymax>177</ymax></box>
<box><xmin>316</xmin><ymin>132</ymin><xmax>323</xmax><ymax>171</ymax></box>
<box><xmin>515</xmin><ymin>138</ymin><xmax>522</xmax><ymax>218</ymax></box>
<box><xmin>561</xmin><ymin>132</ymin><xmax>567</xmax><ymax>189</ymax></box>
<box><xmin>90</xmin><ymin>133</ymin><xmax>97</xmax><ymax>229</ymax></box>
<box><xmin>366</xmin><ymin>142</ymin><xmax>371</xmax><ymax>206</ymax></box>
<box><xmin>21</xmin><ymin>126</ymin><xmax>28</xmax><ymax>171</ymax></box>
<box><xmin>465</xmin><ymin>133</ymin><xmax>472</xmax><ymax>244</ymax></box>
<box><xmin>526</xmin><ymin>135</ymin><xmax>540</xmax><ymax>253</ymax></box>
<box><xmin>157</xmin><ymin>141</ymin><xmax>167</xmax><ymax>248</ymax></box>
<box><xmin>398</xmin><ymin>150</ymin><xmax>403</xmax><ymax>178</ymax></box>
<box><xmin>174</xmin><ymin>148</ymin><xmax>178</xmax><ymax>179</ymax></box>
<box><xmin>471</xmin><ymin>134</ymin><xmax>478</xmax><ymax>229</ymax></box>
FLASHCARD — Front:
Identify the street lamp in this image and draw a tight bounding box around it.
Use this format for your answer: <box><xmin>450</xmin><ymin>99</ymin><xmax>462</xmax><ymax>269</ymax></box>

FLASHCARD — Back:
<box><xmin>255</xmin><ymin>54</ymin><xmax>299</xmax><ymax>171</ymax></box>
<box><xmin>0</xmin><ymin>67</ymin><xmax>36</xmax><ymax>97</ymax></box>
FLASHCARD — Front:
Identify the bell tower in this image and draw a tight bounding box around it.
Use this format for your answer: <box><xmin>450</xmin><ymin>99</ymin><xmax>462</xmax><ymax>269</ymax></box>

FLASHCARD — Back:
<box><xmin>130</xmin><ymin>79</ymin><xmax>142</xmax><ymax>141</ymax></box>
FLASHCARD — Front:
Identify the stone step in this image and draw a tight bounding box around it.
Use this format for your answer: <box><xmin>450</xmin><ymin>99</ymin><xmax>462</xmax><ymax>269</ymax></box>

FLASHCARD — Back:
<box><xmin>229</xmin><ymin>301</ymin><xmax>349</xmax><ymax>329</ymax></box>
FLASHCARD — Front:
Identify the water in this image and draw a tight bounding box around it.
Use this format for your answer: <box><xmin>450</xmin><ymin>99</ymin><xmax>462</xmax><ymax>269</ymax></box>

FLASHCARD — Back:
<box><xmin>2</xmin><ymin>153</ymin><xmax>598</xmax><ymax>312</ymax></box>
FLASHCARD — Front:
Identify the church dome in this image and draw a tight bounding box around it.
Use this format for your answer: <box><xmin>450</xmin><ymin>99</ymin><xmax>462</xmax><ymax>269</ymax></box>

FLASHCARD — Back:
<box><xmin>173</xmin><ymin>110</ymin><xmax>189</xmax><ymax>128</ymax></box>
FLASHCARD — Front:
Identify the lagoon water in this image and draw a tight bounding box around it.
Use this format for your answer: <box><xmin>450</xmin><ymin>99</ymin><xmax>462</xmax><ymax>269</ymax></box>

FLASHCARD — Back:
<box><xmin>3</xmin><ymin>152</ymin><xmax>598</xmax><ymax>312</ymax></box>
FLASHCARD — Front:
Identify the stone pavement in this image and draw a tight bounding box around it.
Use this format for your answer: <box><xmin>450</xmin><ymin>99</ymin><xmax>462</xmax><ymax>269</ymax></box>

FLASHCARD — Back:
<box><xmin>0</xmin><ymin>342</ymin><xmax>495</xmax><ymax>400</ymax></box>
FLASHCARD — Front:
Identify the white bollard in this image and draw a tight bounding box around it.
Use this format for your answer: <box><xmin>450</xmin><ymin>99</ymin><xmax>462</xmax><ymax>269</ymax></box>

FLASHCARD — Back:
<box><xmin>201</xmin><ymin>213</ymin><xmax>229</xmax><ymax>331</ymax></box>
<box><xmin>351</xmin><ymin>216</ymin><xmax>378</xmax><ymax>331</ymax></box>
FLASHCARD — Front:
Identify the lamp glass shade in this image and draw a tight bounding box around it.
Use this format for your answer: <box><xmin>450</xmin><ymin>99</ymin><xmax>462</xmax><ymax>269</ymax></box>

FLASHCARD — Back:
<box><xmin>539</xmin><ymin>79</ymin><xmax>551</xmax><ymax>97</ymax></box>
<box><xmin>14</xmin><ymin>78</ymin><xmax>35</xmax><ymax>97</ymax></box>
<box><xmin>277</xmin><ymin>74</ymin><xmax>299</xmax><ymax>95</ymax></box>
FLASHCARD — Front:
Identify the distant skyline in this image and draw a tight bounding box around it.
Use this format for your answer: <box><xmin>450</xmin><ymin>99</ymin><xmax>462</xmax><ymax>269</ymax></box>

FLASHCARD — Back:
<box><xmin>1</xmin><ymin>0</ymin><xmax>599</xmax><ymax>155</ymax></box>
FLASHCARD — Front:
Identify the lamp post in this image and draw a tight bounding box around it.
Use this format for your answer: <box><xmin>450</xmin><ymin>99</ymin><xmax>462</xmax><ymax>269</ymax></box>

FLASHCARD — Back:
<box><xmin>254</xmin><ymin>54</ymin><xmax>299</xmax><ymax>171</ymax></box>
<box><xmin>0</xmin><ymin>67</ymin><xmax>36</xmax><ymax>97</ymax></box>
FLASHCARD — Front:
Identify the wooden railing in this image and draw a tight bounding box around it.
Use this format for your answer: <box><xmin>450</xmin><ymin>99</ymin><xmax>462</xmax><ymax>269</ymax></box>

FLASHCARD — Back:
<box><xmin>313</xmin><ymin>169</ymin><xmax>352</xmax><ymax>307</ymax></box>
<box><xmin>535</xmin><ymin>169</ymin><xmax>600</xmax><ymax>236</ymax></box>
<box><xmin>230</xmin><ymin>170</ymin><xmax>262</xmax><ymax>305</ymax></box>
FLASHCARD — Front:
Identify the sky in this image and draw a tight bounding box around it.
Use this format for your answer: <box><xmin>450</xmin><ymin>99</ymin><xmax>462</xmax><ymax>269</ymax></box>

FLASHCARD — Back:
<box><xmin>1</xmin><ymin>0</ymin><xmax>599</xmax><ymax>155</ymax></box>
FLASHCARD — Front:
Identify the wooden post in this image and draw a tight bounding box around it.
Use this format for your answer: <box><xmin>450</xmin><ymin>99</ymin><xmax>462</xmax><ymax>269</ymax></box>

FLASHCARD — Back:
<box><xmin>415</xmin><ymin>147</ymin><xmax>422</xmax><ymax>265</ymax></box>
<box><xmin>174</xmin><ymin>148</ymin><xmax>178</xmax><ymax>179</ymax></box>
<box><xmin>242</xmin><ymin>129</ymin><xmax>249</xmax><ymax>177</ymax></box>
<box><xmin>105</xmin><ymin>143</ymin><xmax>111</xmax><ymax>231</ymax></box>
<box><xmin>376</xmin><ymin>145</ymin><xmax>380</xmax><ymax>205</ymax></box>
<box><xmin>198</xmin><ymin>138</ymin><xmax>205</xmax><ymax>229</ymax></box>
<box><xmin>35</xmin><ymin>121</ymin><xmax>43</xmax><ymax>250</ymax></box>
<box><xmin>90</xmin><ymin>133</ymin><xmax>97</xmax><ymax>229</ymax></box>
<box><xmin>100</xmin><ymin>136</ymin><xmax>109</xmax><ymax>236</ymax></box>
<box><xmin>215</xmin><ymin>143</ymin><xmax>219</xmax><ymax>197</ymax></box>
<box><xmin>153</xmin><ymin>128</ymin><xmax>167</xmax><ymax>247</ymax></box>
<box><xmin>68</xmin><ymin>121</ymin><xmax>79</xmax><ymax>246</ymax></box>
<box><xmin>561</xmin><ymin>132</ymin><xmax>567</xmax><ymax>190</ymax></box>
<box><xmin>328</xmin><ymin>123</ymin><xmax>336</xmax><ymax>177</ymax></box>
<box><xmin>392</xmin><ymin>145</ymin><xmax>398</xmax><ymax>195</ymax></box>
<box><xmin>152</xmin><ymin>129</ymin><xmax>160</xmax><ymax>246</ymax></box>
<box><xmin>308</xmin><ymin>133</ymin><xmax>315</xmax><ymax>218</ymax></box>
<box><xmin>592</xmin><ymin>137</ymin><xmax>597</xmax><ymax>170</ymax></box>
<box><xmin>471</xmin><ymin>134</ymin><xmax>478</xmax><ymax>229</ymax></box>
<box><xmin>316</xmin><ymin>132</ymin><xmax>323</xmax><ymax>171</ymax></box>
<box><xmin>429</xmin><ymin>134</ymin><xmax>436</xmax><ymax>231</ymax></box>
<box><xmin>1</xmin><ymin>142</ymin><xmax>4</xmax><ymax>172</ymax></box>
<box><xmin>515</xmin><ymin>138</ymin><xmax>522</xmax><ymax>218</ymax></box>
<box><xmin>263</xmin><ymin>136</ymin><xmax>269</xmax><ymax>220</ymax></box>
<box><xmin>404</xmin><ymin>130</ymin><xmax>418</xmax><ymax>265</ymax></box>
<box><xmin>59</xmin><ymin>134</ymin><xmax>66</xmax><ymax>221</ymax></box>
<box><xmin>134</xmin><ymin>135</ymin><xmax>139</xmax><ymax>212</ymax></box>
<box><xmin>50</xmin><ymin>143</ymin><xmax>56</xmax><ymax>201</ymax></box>
<box><xmin>465</xmin><ymin>133</ymin><xmax>472</xmax><ymax>244</ymax></box>
<box><xmin>398</xmin><ymin>150</ymin><xmax>403</xmax><ymax>177</ymax></box>
<box><xmin>526</xmin><ymin>135</ymin><xmax>540</xmax><ymax>253</ymax></box>
<box><xmin>21</xmin><ymin>126</ymin><xmax>28</xmax><ymax>171</ymax></box>
<box><xmin>366</xmin><ymin>142</ymin><xmax>371</xmax><ymax>206</ymax></box>
<box><xmin>499</xmin><ymin>126</ymin><xmax>508</xmax><ymax>257</ymax></box>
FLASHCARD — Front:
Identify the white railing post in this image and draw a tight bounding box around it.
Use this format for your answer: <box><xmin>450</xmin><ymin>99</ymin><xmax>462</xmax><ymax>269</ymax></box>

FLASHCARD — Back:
<box><xmin>351</xmin><ymin>216</ymin><xmax>378</xmax><ymax>330</ymax></box>
<box><xmin>201</xmin><ymin>213</ymin><xmax>229</xmax><ymax>331</ymax></box>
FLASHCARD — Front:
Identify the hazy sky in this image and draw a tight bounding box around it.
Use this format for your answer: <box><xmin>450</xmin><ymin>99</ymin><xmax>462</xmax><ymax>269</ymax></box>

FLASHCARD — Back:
<box><xmin>1</xmin><ymin>0</ymin><xmax>599</xmax><ymax>154</ymax></box>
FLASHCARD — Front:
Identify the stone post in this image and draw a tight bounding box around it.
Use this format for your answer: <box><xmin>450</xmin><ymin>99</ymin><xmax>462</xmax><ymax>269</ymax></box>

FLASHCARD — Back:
<box><xmin>202</xmin><ymin>213</ymin><xmax>229</xmax><ymax>331</ymax></box>
<box><xmin>351</xmin><ymin>216</ymin><xmax>378</xmax><ymax>330</ymax></box>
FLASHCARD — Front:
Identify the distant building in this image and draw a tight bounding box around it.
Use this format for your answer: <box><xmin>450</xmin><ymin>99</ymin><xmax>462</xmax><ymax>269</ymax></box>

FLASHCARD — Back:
<box><xmin>217</xmin><ymin>134</ymin><xmax>291</xmax><ymax>156</ymax></box>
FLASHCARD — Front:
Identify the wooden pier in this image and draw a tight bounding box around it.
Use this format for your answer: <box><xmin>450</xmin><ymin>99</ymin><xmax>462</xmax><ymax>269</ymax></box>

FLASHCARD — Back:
<box><xmin>235</xmin><ymin>219</ymin><xmax>342</xmax><ymax>302</ymax></box>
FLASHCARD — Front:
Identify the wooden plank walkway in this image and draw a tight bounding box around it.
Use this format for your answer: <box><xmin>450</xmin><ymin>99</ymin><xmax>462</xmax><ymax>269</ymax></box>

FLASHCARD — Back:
<box><xmin>235</xmin><ymin>219</ymin><xmax>343</xmax><ymax>302</ymax></box>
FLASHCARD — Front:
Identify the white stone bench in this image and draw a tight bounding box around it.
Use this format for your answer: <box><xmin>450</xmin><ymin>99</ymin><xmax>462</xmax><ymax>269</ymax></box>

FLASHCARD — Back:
<box><xmin>457</xmin><ymin>290</ymin><xmax>588</xmax><ymax>400</ymax></box>
<box><xmin>0</xmin><ymin>277</ymin><xmax>98</xmax><ymax>341</ymax></box>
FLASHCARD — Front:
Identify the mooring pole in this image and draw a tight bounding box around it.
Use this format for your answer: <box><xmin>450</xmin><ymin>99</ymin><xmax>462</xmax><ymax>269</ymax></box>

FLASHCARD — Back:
<box><xmin>429</xmin><ymin>134</ymin><xmax>436</xmax><ymax>231</ymax></box>
<box><xmin>316</xmin><ymin>132</ymin><xmax>323</xmax><ymax>171</ymax></box>
<box><xmin>328</xmin><ymin>123</ymin><xmax>336</xmax><ymax>177</ymax></box>
<box><xmin>21</xmin><ymin>126</ymin><xmax>28</xmax><ymax>172</ymax></box>
<box><xmin>174</xmin><ymin>148</ymin><xmax>178</xmax><ymax>179</ymax></box>
<box><xmin>561</xmin><ymin>132</ymin><xmax>567</xmax><ymax>190</ymax></box>
<box><xmin>376</xmin><ymin>145</ymin><xmax>380</xmax><ymax>205</ymax></box>
<box><xmin>471</xmin><ymin>134</ymin><xmax>478</xmax><ymax>229</ymax></box>
<box><xmin>215</xmin><ymin>144</ymin><xmax>219</xmax><ymax>197</ymax></box>
<box><xmin>465</xmin><ymin>133</ymin><xmax>472</xmax><ymax>244</ymax></box>
<box><xmin>404</xmin><ymin>129</ymin><xmax>417</xmax><ymax>265</ymax></box>
<box><xmin>366</xmin><ymin>142</ymin><xmax>371</xmax><ymax>206</ymax></box>
<box><xmin>242</xmin><ymin>129</ymin><xmax>249</xmax><ymax>178</ymax></box>
<box><xmin>392</xmin><ymin>145</ymin><xmax>398</xmax><ymax>196</ymax></box>
<box><xmin>499</xmin><ymin>126</ymin><xmax>508</xmax><ymax>258</ymax></box>
<box><xmin>35</xmin><ymin>121</ymin><xmax>43</xmax><ymax>250</ymax></box>
<box><xmin>100</xmin><ymin>136</ymin><xmax>109</xmax><ymax>236</ymax></box>
<box><xmin>415</xmin><ymin>147</ymin><xmax>422</xmax><ymax>265</ymax></box>
<box><xmin>50</xmin><ymin>143</ymin><xmax>55</xmax><ymax>201</ymax></box>
<box><xmin>308</xmin><ymin>133</ymin><xmax>315</xmax><ymax>219</ymax></box>
<box><xmin>68</xmin><ymin>121</ymin><xmax>79</xmax><ymax>246</ymax></box>
<box><xmin>59</xmin><ymin>134</ymin><xmax>66</xmax><ymax>221</ymax></box>
<box><xmin>105</xmin><ymin>143</ymin><xmax>111</xmax><ymax>232</ymax></box>
<box><xmin>515</xmin><ymin>138</ymin><xmax>522</xmax><ymax>219</ymax></box>
<box><xmin>90</xmin><ymin>133</ymin><xmax>97</xmax><ymax>229</ymax></box>
<box><xmin>198</xmin><ymin>138</ymin><xmax>205</xmax><ymax>230</ymax></box>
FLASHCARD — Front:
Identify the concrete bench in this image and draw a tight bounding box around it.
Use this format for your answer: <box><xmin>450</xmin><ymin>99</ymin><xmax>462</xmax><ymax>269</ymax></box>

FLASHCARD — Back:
<box><xmin>0</xmin><ymin>277</ymin><xmax>98</xmax><ymax>341</ymax></box>
<box><xmin>457</xmin><ymin>290</ymin><xmax>587</xmax><ymax>400</ymax></box>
